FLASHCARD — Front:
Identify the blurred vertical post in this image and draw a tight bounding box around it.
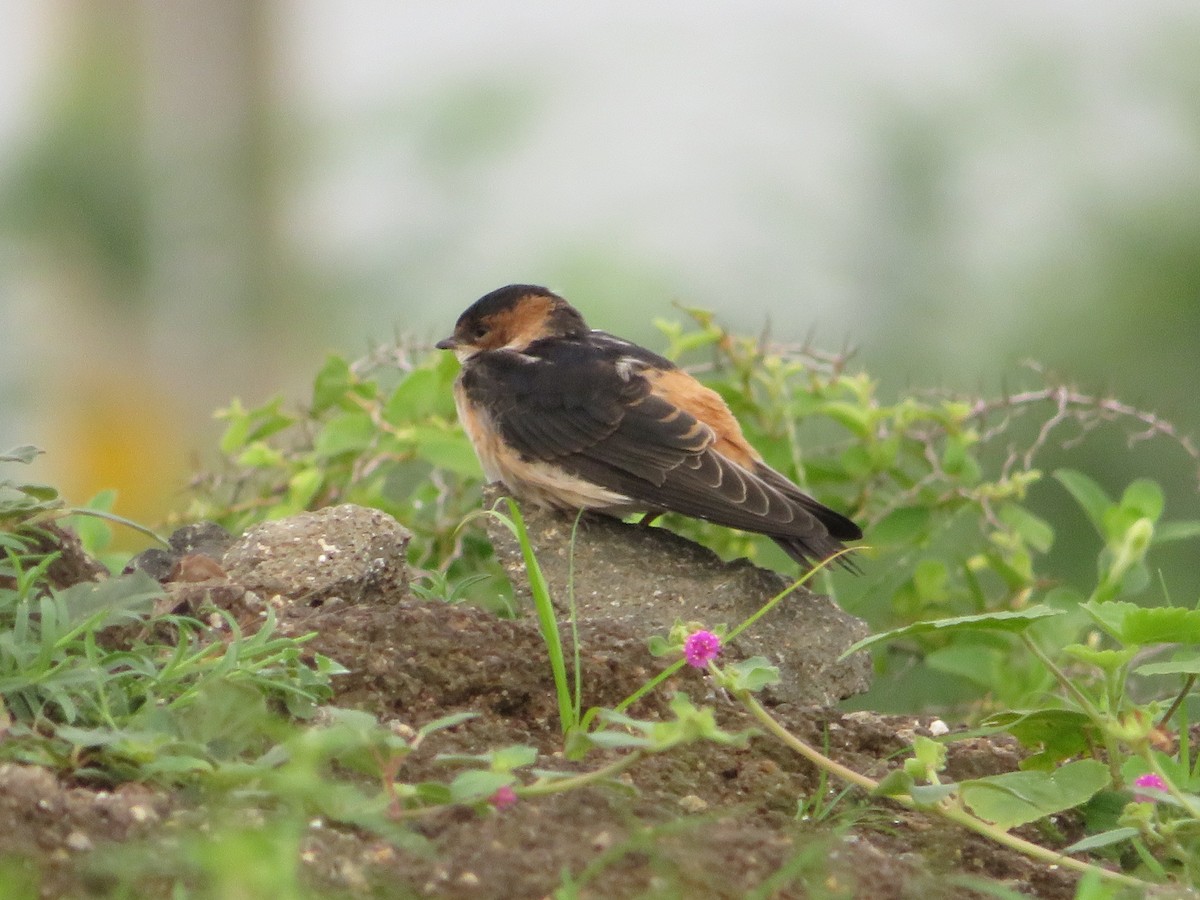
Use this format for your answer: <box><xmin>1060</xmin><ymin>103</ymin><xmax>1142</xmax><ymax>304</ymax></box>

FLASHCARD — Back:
<box><xmin>142</xmin><ymin>0</ymin><xmax>279</xmax><ymax>403</ymax></box>
<box><xmin>0</xmin><ymin>2</ymin><xmax>285</xmax><ymax>535</ymax></box>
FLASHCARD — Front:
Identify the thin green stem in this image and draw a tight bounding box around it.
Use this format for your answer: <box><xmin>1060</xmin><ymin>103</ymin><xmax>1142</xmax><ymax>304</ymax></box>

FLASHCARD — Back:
<box><xmin>1158</xmin><ymin>674</ymin><xmax>1197</xmax><ymax>731</ymax></box>
<box><xmin>1020</xmin><ymin>633</ymin><xmax>1104</xmax><ymax>721</ymax></box>
<box><xmin>727</xmin><ymin>550</ymin><xmax>852</xmax><ymax>644</ymax></box>
<box><xmin>614</xmin><ymin>659</ymin><xmax>685</xmax><ymax>714</ymax></box>
<box><xmin>1020</xmin><ymin>633</ymin><xmax>1125</xmax><ymax>783</ymax></box>
<box><xmin>567</xmin><ymin>510</ymin><xmax>585</xmax><ymax>723</ymax></box>
<box><xmin>489</xmin><ymin>499</ymin><xmax>574</xmax><ymax>733</ymax></box>
<box><xmin>520</xmin><ymin>751</ymin><xmax>643</xmax><ymax>798</ymax></box>
<box><xmin>57</xmin><ymin>507</ymin><xmax>170</xmax><ymax>547</ymax></box>
<box><xmin>1141</xmin><ymin>750</ymin><xmax>1200</xmax><ymax>820</ymax></box>
<box><xmin>394</xmin><ymin>753</ymin><xmax>643</xmax><ymax>821</ymax></box>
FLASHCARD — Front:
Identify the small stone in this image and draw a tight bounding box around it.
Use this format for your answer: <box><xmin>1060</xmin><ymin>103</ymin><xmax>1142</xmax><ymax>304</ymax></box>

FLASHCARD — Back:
<box><xmin>128</xmin><ymin>804</ymin><xmax>158</xmax><ymax>824</ymax></box>
<box><xmin>65</xmin><ymin>831</ymin><xmax>93</xmax><ymax>852</ymax></box>
<box><xmin>370</xmin><ymin>844</ymin><xmax>395</xmax><ymax>864</ymax></box>
<box><xmin>223</xmin><ymin>505</ymin><xmax>411</xmax><ymax>606</ymax></box>
<box><xmin>678</xmin><ymin>794</ymin><xmax>708</xmax><ymax>813</ymax></box>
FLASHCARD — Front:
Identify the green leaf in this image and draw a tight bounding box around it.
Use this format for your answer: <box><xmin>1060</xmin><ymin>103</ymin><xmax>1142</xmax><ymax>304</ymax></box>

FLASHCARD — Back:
<box><xmin>837</xmin><ymin>444</ymin><xmax>872</xmax><ymax>479</ymax></box>
<box><xmin>867</xmin><ymin>435</ymin><xmax>901</xmax><ymax>470</ymax></box>
<box><xmin>1155</xmin><ymin>520</ymin><xmax>1200</xmax><ymax>545</ymax></box>
<box><xmin>1</xmin><ymin>445</ymin><xmax>42</xmax><ymax>465</ymax></box>
<box><xmin>870</xmin><ymin>507</ymin><xmax>932</xmax><ymax>546</ymax></box>
<box><xmin>312</xmin><ymin>355</ymin><xmax>355</xmax><ymax>414</ymax></box>
<box><xmin>977</xmin><ymin>708</ymin><xmax>1095</xmax><ymax>767</ymax></box>
<box><xmin>69</xmin><ymin>491</ymin><xmax>117</xmax><ymax>555</ymax></box>
<box><xmin>1062</xmin><ymin>827</ymin><xmax>1140</xmax><ymax>854</ymax></box>
<box><xmin>585</xmin><ymin>729</ymin><xmax>653</xmax><ymax>750</ymax></box>
<box><xmin>409</xmin><ymin>781</ymin><xmax>453</xmax><ymax>807</ymax></box>
<box><xmin>411</xmin><ymin>425</ymin><xmax>480</xmax><ymax>477</ymax></box>
<box><xmin>490</xmin><ymin>745</ymin><xmax>538</xmax><ymax>772</ymax></box>
<box><xmin>911</xmin><ymin>559</ymin><xmax>949</xmax><ymax>604</ymax></box>
<box><xmin>1054</xmin><ymin>469</ymin><xmax>1112</xmax><ymax>537</ymax></box>
<box><xmin>647</xmin><ymin>635</ymin><xmax>672</xmax><ymax>656</ymax></box>
<box><xmin>722</xmin><ymin>657</ymin><xmax>780</xmax><ymax>693</ymax></box>
<box><xmin>1086</xmin><ymin>603</ymin><xmax>1200</xmax><ymax>645</ymax></box>
<box><xmin>287</xmin><ymin>467</ymin><xmax>323</xmax><ymax>508</ymax></box>
<box><xmin>940</xmin><ymin>432</ymin><xmax>969</xmax><ymax>476</ymax></box>
<box><xmin>313</xmin><ymin>411</ymin><xmax>376</xmax><ymax>458</ymax></box>
<box><xmin>1119</xmin><ymin>479</ymin><xmax>1163</xmax><ymax>522</ymax></box>
<box><xmin>1135</xmin><ymin>651</ymin><xmax>1200</xmax><ymax>677</ymax></box>
<box><xmin>908</xmin><ymin>782</ymin><xmax>958</xmax><ymax>808</ymax></box>
<box><xmin>1079</xmin><ymin>599</ymin><xmax>1137</xmax><ymax>640</ymax></box>
<box><xmin>217</xmin><ymin>396</ymin><xmax>294</xmax><ymax>453</ymax></box>
<box><xmin>384</xmin><ymin>367</ymin><xmax>455</xmax><ymax>423</ymax></box>
<box><xmin>54</xmin><ymin>724</ymin><xmax>128</xmax><ymax>748</ymax></box>
<box><xmin>16</xmin><ymin>482</ymin><xmax>58</xmax><ymax>502</ymax></box>
<box><xmin>819</xmin><ymin>402</ymin><xmax>872</xmax><ymax>438</ymax></box>
<box><xmin>417</xmin><ymin>712</ymin><xmax>478</xmax><ymax>738</ymax></box>
<box><xmin>591</xmin><ymin>694</ymin><xmax>751</xmax><ymax>752</ymax></box>
<box><xmin>872</xmin><ymin>769</ymin><xmax>915</xmax><ymax>797</ymax></box>
<box><xmin>998</xmin><ymin>504</ymin><xmax>1055</xmax><ymax>554</ymax></box>
<box><xmin>236</xmin><ymin>442</ymin><xmax>286</xmax><ymax>469</ymax></box>
<box><xmin>960</xmin><ymin>759</ymin><xmax>1110</xmax><ymax>830</ymax></box>
<box><xmin>911</xmin><ymin>734</ymin><xmax>947</xmax><ymax>778</ymax></box>
<box><xmin>1125</xmin><ymin>606</ymin><xmax>1200</xmax><ymax>644</ymax></box>
<box><xmin>141</xmin><ymin>755</ymin><xmax>215</xmax><ymax>776</ymax></box>
<box><xmin>1043</xmin><ymin>585</ymin><xmax>1086</xmax><ymax>609</ymax></box>
<box><xmin>842</xmin><ymin>606</ymin><xmax>1064</xmax><ymax>657</ymax></box>
<box><xmin>449</xmin><ymin>769</ymin><xmax>513</xmax><ymax>804</ymax></box>
<box><xmin>53</xmin><ymin>570</ymin><xmax>162</xmax><ymax>628</ymax></box>
<box><xmin>926</xmin><ymin>643</ymin><xmax>1007</xmax><ymax>691</ymax></box>
<box><xmin>1062</xmin><ymin>644</ymin><xmax>1137</xmax><ymax>673</ymax></box>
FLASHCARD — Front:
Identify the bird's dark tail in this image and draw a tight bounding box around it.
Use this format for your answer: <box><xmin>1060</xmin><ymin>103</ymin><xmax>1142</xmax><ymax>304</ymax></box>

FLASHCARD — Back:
<box><xmin>771</xmin><ymin>534</ymin><xmax>862</xmax><ymax>574</ymax></box>
<box><xmin>774</xmin><ymin>494</ymin><xmax>863</xmax><ymax>573</ymax></box>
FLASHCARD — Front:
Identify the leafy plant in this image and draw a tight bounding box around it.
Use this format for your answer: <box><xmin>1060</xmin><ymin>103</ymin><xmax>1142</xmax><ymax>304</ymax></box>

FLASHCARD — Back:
<box><xmin>190</xmin><ymin>313</ymin><xmax>1200</xmax><ymax>719</ymax></box>
<box><xmin>842</xmin><ymin>467</ymin><xmax>1200</xmax><ymax>883</ymax></box>
<box><xmin>12</xmin><ymin>308</ymin><xmax>1193</xmax><ymax>891</ymax></box>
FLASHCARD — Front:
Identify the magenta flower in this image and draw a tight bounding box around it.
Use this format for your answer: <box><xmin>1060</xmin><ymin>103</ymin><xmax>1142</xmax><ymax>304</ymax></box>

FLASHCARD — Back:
<box><xmin>684</xmin><ymin>630</ymin><xmax>721</xmax><ymax>668</ymax></box>
<box><xmin>1133</xmin><ymin>772</ymin><xmax>1167</xmax><ymax>803</ymax></box>
<box><xmin>489</xmin><ymin>785</ymin><xmax>518</xmax><ymax>811</ymax></box>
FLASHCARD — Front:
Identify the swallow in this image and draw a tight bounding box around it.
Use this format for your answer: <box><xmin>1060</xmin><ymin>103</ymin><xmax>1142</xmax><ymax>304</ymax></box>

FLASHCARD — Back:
<box><xmin>436</xmin><ymin>284</ymin><xmax>862</xmax><ymax>570</ymax></box>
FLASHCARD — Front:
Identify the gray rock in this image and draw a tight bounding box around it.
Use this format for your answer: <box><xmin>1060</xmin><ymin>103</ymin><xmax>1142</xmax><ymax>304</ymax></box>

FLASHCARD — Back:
<box><xmin>222</xmin><ymin>504</ymin><xmax>411</xmax><ymax>606</ymax></box>
<box><xmin>480</xmin><ymin>485</ymin><xmax>871</xmax><ymax>706</ymax></box>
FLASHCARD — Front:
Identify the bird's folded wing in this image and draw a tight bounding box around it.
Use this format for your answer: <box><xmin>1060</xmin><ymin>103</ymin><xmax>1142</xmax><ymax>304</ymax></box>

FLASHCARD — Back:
<box><xmin>471</xmin><ymin>350</ymin><xmax>830</xmax><ymax>540</ymax></box>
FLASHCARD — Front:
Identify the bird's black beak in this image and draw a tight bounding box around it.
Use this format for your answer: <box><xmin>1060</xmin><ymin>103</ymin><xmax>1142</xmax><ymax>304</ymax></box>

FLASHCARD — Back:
<box><xmin>435</xmin><ymin>336</ymin><xmax>458</xmax><ymax>350</ymax></box>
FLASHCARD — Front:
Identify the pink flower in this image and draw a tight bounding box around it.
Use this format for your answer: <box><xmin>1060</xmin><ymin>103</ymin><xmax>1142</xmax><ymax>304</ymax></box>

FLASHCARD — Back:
<box><xmin>488</xmin><ymin>785</ymin><xmax>518</xmax><ymax>811</ymax></box>
<box><xmin>684</xmin><ymin>630</ymin><xmax>721</xmax><ymax>669</ymax></box>
<box><xmin>1133</xmin><ymin>773</ymin><xmax>1167</xmax><ymax>803</ymax></box>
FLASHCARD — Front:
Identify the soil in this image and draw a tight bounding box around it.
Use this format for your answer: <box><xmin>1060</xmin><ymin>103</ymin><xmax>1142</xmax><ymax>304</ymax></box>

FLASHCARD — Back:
<box><xmin>0</xmin><ymin>504</ymin><xmax>1132</xmax><ymax>898</ymax></box>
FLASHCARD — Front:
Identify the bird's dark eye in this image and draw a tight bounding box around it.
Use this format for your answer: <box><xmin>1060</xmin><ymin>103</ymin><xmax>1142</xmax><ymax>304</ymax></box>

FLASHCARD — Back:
<box><xmin>471</xmin><ymin>323</ymin><xmax>488</xmax><ymax>340</ymax></box>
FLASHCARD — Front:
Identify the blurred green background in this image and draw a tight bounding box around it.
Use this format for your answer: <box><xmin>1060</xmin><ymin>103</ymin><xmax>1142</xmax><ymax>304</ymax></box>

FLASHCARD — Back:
<box><xmin>1</xmin><ymin>1</ymin><xmax>1197</xmax><ymax>572</ymax></box>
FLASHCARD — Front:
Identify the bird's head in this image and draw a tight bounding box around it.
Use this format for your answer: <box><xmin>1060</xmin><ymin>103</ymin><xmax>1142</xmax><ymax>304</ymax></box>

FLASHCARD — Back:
<box><xmin>436</xmin><ymin>284</ymin><xmax>588</xmax><ymax>361</ymax></box>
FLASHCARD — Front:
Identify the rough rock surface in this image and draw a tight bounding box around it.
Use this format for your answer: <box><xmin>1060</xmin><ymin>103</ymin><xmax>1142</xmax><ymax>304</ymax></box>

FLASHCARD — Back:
<box><xmin>481</xmin><ymin>485</ymin><xmax>872</xmax><ymax>707</ymax></box>
<box><xmin>221</xmin><ymin>503</ymin><xmax>411</xmax><ymax>606</ymax></box>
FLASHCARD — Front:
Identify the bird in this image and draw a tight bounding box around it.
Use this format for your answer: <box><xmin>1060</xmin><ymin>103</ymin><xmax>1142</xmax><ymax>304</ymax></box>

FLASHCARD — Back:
<box><xmin>436</xmin><ymin>284</ymin><xmax>862</xmax><ymax>570</ymax></box>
